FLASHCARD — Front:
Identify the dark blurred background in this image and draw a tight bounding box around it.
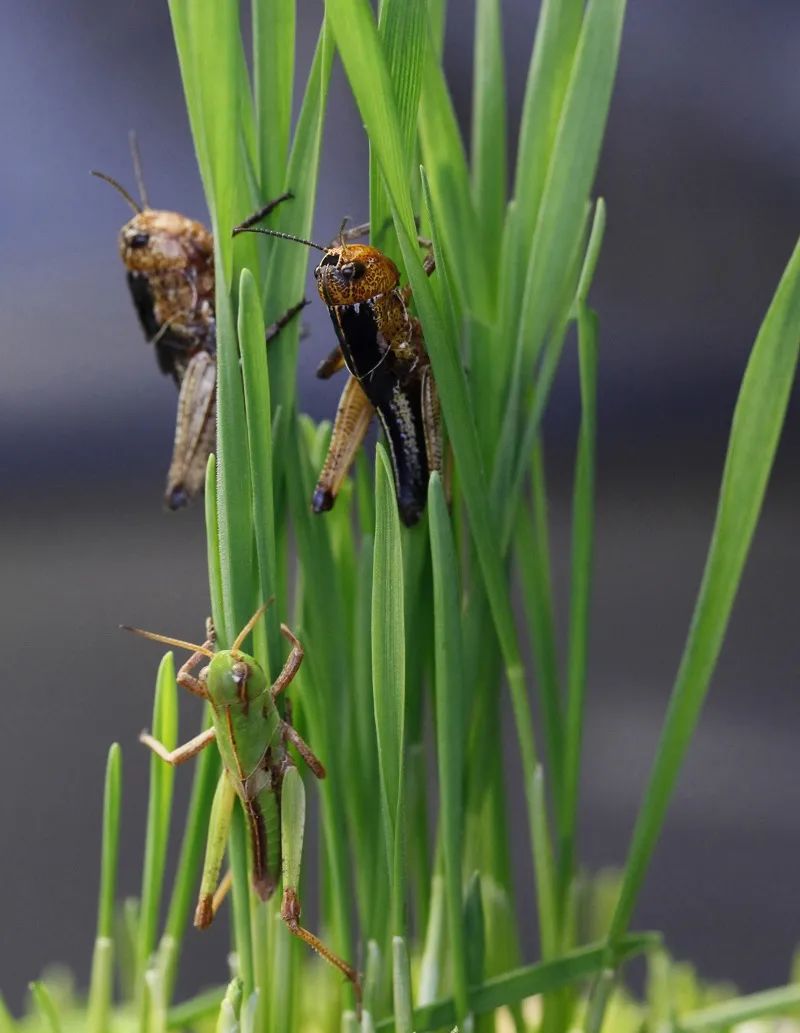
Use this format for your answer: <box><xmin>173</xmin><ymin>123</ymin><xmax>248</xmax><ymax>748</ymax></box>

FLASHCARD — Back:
<box><xmin>1</xmin><ymin>0</ymin><xmax>798</xmax><ymax>1014</ymax></box>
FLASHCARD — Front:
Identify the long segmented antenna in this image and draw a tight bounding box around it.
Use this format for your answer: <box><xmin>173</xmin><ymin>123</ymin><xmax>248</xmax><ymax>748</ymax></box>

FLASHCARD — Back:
<box><xmin>121</xmin><ymin>625</ymin><xmax>214</xmax><ymax>658</ymax></box>
<box><xmin>128</xmin><ymin>130</ymin><xmax>150</xmax><ymax>209</ymax></box>
<box><xmin>231</xmin><ymin>598</ymin><xmax>274</xmax><ymax>654</ymax></box>
<box><xmin>232</xmin><ymin>225</ymin><xmax>328</xmax><ymax>253</ymax></box>
<box><xmin>91</xmin><ymin>170</ymin><xmax>142</xmax><ymax>214</ymax></box>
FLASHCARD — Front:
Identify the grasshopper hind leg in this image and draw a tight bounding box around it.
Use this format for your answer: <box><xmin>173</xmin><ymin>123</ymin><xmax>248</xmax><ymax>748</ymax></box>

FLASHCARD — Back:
<box><xmin>280</xmin><ymin>888</ymin><xmax>362</xmax><ymax>1012</ymax></box>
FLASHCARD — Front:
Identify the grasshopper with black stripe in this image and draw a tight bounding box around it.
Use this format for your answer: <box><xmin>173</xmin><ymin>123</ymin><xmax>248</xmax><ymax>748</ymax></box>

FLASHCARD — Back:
<box><xmin>233</xmin><ymin>214</ymin><xmax>441</xmax><ymax>526</ymax></box>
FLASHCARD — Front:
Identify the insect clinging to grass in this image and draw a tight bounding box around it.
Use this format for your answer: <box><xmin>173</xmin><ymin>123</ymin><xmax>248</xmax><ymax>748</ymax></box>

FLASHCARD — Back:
<box><xmin>92</xmin><ymin>134</ymin><xmax>306</xmax><ymax>509</ymax></box>
<box><xmin>124</xmin><ymin>602</ymin><xmax>361</xmax><ymax>1006</ymax></box>
<box><xmin>233</xmin><ymin>213</ymin><xmax>442</xmax><ymax>526</ymax></box>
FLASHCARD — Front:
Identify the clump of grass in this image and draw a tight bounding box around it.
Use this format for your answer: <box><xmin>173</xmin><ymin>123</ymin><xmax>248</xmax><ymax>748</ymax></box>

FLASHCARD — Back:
<box><xmin>6</xmin><ymin>1</ymin><xmax>800</xmax><ymax>1031</ymax></box>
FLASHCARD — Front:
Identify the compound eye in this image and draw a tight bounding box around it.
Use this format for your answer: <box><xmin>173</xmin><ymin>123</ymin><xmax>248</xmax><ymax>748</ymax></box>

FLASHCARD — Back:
<box><xmin>231</xmin><ymin>661</ymin><xmax>250</xmax><ymax>685</ymax></box>
<box><xmin>340</xmin><ymin>261</ymin><xmax>365</xmax><ymax>281</ymax></box>
<box><xmin>129</xmin><ymin>232</ymin><xmax>150</xmax><ymax>249</ymax></box>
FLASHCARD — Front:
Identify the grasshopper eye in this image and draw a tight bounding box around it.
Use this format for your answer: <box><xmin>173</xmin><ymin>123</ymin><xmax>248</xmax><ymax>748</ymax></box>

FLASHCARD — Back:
<box><xmin>340</xmin><ymin>261</ymin><xmax>365</xmax><ymax>281</ymax></box>
<box><xmin>129</xmin><ymin>232</ymin><xmax>150</xmax><ymax>249</ymax></box>
<box><xmin>231</xmin><ymin>661</ymin><xmax>250</xmax><ymax>685</ymax></box>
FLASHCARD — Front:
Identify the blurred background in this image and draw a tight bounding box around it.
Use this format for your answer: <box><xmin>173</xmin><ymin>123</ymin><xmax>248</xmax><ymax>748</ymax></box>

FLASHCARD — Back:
<box><xmin>1</xmin><ymin>0</ymin><xmax>798</xmax><ymax>1014</ymax></box>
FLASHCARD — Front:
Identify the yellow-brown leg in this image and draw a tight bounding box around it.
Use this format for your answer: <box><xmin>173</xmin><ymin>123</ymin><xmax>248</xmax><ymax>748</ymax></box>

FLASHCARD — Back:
<box><xmin>316</xmin><ymin>343</ymin><xmax>347</xmax><ymax>380</ymax></box>
<box><xmin>271</xmin><ymin>624</ymin><xmax>305</xmax><ymax>698</ymax></box>
<box><xmin>280</xmin><ymin>887</ymin><xmax>362</xmax><ymax>1012</ymax></box>
<box><xmin>312</xmin><ymin>375</ymin><xmax>375</xmax><ymax>514</ymax></box>
<box><xmin>282</xmin><ymin>722</ymin><xmax>326</xmax><ymax>780</ymax></box>
<box><xmin>139</xmin><ymin>726</ymin><xmax>216</xmax><ymax>766</ymax></box>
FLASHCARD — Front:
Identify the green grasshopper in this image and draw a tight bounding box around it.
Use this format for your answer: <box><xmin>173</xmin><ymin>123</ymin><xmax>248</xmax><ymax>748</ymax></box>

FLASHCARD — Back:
<box><xmin>127</xmin><ymin>603</ymin><xmax>361</xmax><ymax>1004</ymax></box>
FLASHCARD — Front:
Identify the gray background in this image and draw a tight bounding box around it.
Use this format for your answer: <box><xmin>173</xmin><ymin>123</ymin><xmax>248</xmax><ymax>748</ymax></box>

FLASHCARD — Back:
<box><xmin>1</xmin><ymin>0</ymin><xmax>798</xmax><ymax>1014</ymax></box>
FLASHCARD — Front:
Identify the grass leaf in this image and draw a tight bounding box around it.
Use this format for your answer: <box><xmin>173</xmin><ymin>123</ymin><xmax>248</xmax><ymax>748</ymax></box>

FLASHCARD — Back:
<box><xmin>87</xmin><ymin>745</ymin><xmax>122</xmax><ymax>1033</ymax></box>
<box><xmin>138</xmin><ymin>653</ymin><xmax>177</xmax><ymax>986</ymax></box>
<box><xmin>428</xmin><ymin>474</ymin><xmax>470</xmax><ymax>1026</ymax></box>
<box><xmin>608</xmin><ymin>236</ymin><xmax>800</xmax><ymax>945</ymax></box>
<box><xmin>372</xmin><ymin>444</ymin><xmax>407</xmax><ymax>933</ymax></box>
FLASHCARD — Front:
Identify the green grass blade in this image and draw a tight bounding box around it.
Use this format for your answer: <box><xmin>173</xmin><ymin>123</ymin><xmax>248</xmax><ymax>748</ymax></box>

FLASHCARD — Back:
<box><xmin>214</xmin><ymin>278</ymin><xmax>259</xmax><ymax>642</ymax></box>
<box><xmin>531</xmin><ymin>767</ymin><xmax>558</xmax><ymax>961</ymax></box>
<box><xmin>515</xmin><ymin>442</ymin><xmax>563</xmax><ymax>788</ymax></box>
<box><xmin>0</xmin><ymin>997</ymin><xmax>18</xmax><ymax>1033</ymax></box>
<box><xmin>370</xmin><ymin>0</ymin><xmax>426</xmax><ymax>255</ymax></box>
<box><xmin>374</xmin><ymin>935</ymin><xmax>658</xmax><ymax>1032</ymax></box>
<box><xmin>324</xmin><ymin>0</ymin><xmax>416</xmax><ymax>241</ymax></box>
<box><xmin>284</xmin><ymin>419</ymin><xmax>357</xmax><ymax>1001</ymax></box>
<box><xmin>138</xmin><ymin>653</ymin><xmax>178</xmax><ymax>985</ymax></box>
<box><xmin>512</xmin><ymin>0</ymin><xmax>582</xmax><ymax>243</ymax></box>
<box><xmin>252</xmin><ymin>0</ymin><xmax>295</xmax><ymax>198</ymax></box>
<box><xmin>204</xmin><ymin>455</ymin><xmax>229</xmax><ymax>647</ymax></box>
<box><xmin>515</xmin><ymin>0</ymin><xmax>625</xmax><ymax>375</ymax></box>
<box><xmin>392</xmin><ymin>938</ymin><xmax>414</xmax><ymax>1033</ymax></box>
<box><xmin>168</xmin><ymin>987</ymin><xmax>227</xmax><ymax>1030</ymax></box>
<box><xmin>215</xmin><ymin>979</ymin><xmax>244</xmax><ymax>1033</ymax></box>
<box><xmin>560</xmin><ymin>304</ymin><xmax>599</xmax><ymax>889</ymax></box>
<box><xmin>372</xmin><ymin>444</ymin><xmax>407</xmax><ymax>934</ymax></box>
<box><xmin>418</xmin><ymin>34</ymin><xmax>487</xmax><ymax>321</ymax></box>
<box><xmin>471</xmin><ymin>0</ymin><xmax>507</xmax><ymax>275</ymax></box>
<box><xmin>29</xmin><ymin>983</ymin><xmax>61</xmax><ymax>1033</ymax></box>
<box><xmin>428</xmin><ymin>473</ymin><xmax>470</xmax><ymax>1027</ymax></box>
<box><xmin>87</xmin><ymin>743</ymin><xmax>122</xmax><ymax>1033</ymax></box>
<box><xmin>238</xmin><ymin>267</ymin><xmax>281</xmax><ymax>670</ymax></box>
<box><xmin>261</xmin><ymin>20</ymin><xmax>333</xmax><ymax>416</ymax></box>
<box><xmin>229</xmin><ymin>805</ymin><xmax>255</xmax><ymax>997</ymax></box>
<box><xmin>607</xmin><ymin>237</ymin><xmax>800</xmax><ymax>946</ymax></box>
<box><xmin>399</xmin><ymin>171</ymin><xmax>551</xmax><ymax>909</ymax></box>
<box><xmin>680</xmin><ymin>985</ymin><xmax>800</xmax><ymax>1031</ymax></box>
<box><xmin>160</xmin><ymin>710</ymin><xmax>220</xmax><ymax>1003</ymax></box>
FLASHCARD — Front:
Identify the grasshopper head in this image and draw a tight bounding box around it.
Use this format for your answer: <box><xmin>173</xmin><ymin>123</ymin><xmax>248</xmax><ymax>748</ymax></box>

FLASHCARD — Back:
<box><xmin>119</xmin><ymin>209</ymin><xmax>213</xmax><ymax>275</ymax></box>
<box><xmin>206</xmin><ymin>650</ymin><xmax>268</xmax><ymax>707</ymax></box>
<box><xmin>314</xmin><ymin>243</ymin><xmax>399</xmax><ymax>307</ymax></box>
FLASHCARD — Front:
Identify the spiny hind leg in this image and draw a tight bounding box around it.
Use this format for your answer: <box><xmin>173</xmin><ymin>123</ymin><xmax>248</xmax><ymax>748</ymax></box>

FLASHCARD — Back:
<box><xmin>279</xmin><ymin>771</ymin><xmax>361</xmax><ymax>1010</ymax></box>
<box><xmin>313</xmin><ymin>375</ymin><xmax>374</xmax><ymax>514</ymax></box>
<box><xmin>281</xmin><ymin>889</ymin><xmax>362</xmax><ymax>1011</ymax></box>
<box><xmin>421</xmin><ymin>365</ymin><xmax>443</xmax><ymax>477</ymax></box>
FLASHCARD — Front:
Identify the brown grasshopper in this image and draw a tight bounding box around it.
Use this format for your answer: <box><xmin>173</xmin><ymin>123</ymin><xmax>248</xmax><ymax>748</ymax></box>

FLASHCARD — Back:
<box><xmin>234</xmin><ymin>214</ymin><xmax>441</xmax><ymax>526</ymax></box>
<box><xmin>93</xmin><ymin>136</ymin><xmax>306</xmax><ymax>509</ymax></box>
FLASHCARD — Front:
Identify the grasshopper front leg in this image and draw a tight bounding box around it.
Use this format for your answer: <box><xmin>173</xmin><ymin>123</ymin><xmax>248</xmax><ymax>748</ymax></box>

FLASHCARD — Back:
<box><xmin>139</xmin><ymin>726</ymin><xmax>215</xmax><ymax>765</ymax></box>
<box><xmin>280</xmin><ymin>768</ymin><xmax>362</xmax><ymax>1011</ymax></box>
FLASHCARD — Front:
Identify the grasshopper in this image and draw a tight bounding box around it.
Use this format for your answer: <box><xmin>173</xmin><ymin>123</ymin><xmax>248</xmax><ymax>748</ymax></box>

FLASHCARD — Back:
<box><xmin>233</xmin><ymin>214</ymin><xmax>441</xmax><ymax>526</ymax></box>
<box><xmin>126</xmin><ymin>603</ymin><xmax>361</xmax><ymax>1004</ymax></box>
<box><xmin>93</xmin><ymin>135</ymin><xmax>306</xmax><ymax>508</ymax></box>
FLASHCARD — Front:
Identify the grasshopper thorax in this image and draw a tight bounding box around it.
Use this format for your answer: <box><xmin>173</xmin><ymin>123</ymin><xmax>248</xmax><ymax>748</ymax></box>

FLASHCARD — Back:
<box><xmin>314</xmin><ymin>243</ymin><xmax>399</xmax><ymax>308</ymax></box>
<box><xmin>206</xmin><ymin>649</ymin><xmax>268</xmax><ymax>707</ymax></box>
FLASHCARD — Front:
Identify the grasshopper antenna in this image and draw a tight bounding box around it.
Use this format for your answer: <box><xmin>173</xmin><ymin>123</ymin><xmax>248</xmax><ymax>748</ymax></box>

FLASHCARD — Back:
<box><xmin>91</xmin><ymin>170</ymin><xmax>142</xmax><ymax>214</ymax></box>
<box><xmin>231</xmin><ymin>598</ymin><xmax>275</xmax><ymax>654</ymax></box>
<box><xmin>121</xmin><ymin>625</ymin><xmax>214</xmax><ymax>657</ymax></box>
<box><xmin>232</xmin><ymin>224</ymin><xmax>328</xmax><ymax>253</ymax></box>
<box><xmin>128</xmin><ymin>129</ymin><xmax>150</xmax><ymax>210</ymax></box>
